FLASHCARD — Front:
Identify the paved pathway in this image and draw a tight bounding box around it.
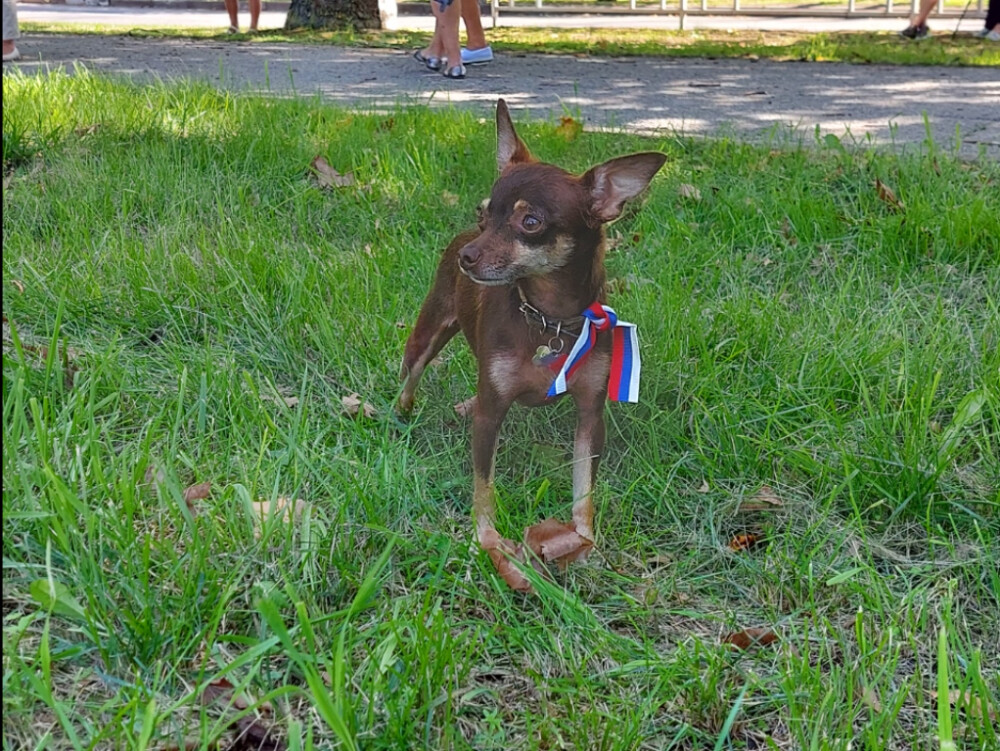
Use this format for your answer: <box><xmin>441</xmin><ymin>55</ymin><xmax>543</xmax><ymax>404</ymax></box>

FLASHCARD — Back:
<box><xmin>9</xmin><ymin>6</ymin><xmax>1000</xmax><ymax>158</ymax></box>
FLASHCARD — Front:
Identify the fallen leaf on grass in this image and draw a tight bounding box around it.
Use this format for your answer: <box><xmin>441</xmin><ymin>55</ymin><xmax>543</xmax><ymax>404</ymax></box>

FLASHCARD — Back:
<box><xmin>481</xmin><ymin>528</ymin><xmax>533</xmax><ymax>592</ymax></box>
<box><xmin>144</xmin><ymin>464</ymin><xmax>166</xmax><ymax>485</ymax></box>
<box><xmin>524</xmin><ymin>518</ymin><xmax>593</xmax><ymax>570</ymax></box>
<box><xmin>341</xmin><ymin>393</ymin><xmax>377</xmax><ymax>419</ymax></box>
<box><xmin>182</xmin><ymin>481</ymin><xmax>212</xmax><ymax>514</ymax></box>
<box><xmin>739</xmin><ymin>484</ymin><xmax>784</xmax><ymax>511</ymax></box>
<box><xmin>696</xmin><ymin>480</ymin><xmax>711</xmax><ymax>494</ymax></box>
<box><xmin>722</xmin><ymin>628</ymin><xmax>779</xmax><ymax>650</ymax></box>
<box><xmin>928</xmin><ymin>689</ymin><xmax>997</xmax><ymax>721</ymax></box>
<box><xmin>199</xmin><ymin>678</ymin><xmax>287</xmax><ymax>751</ymax></box>
<box><xmin>678</xmin><ymin>183</ymin><xmax>702</xmax><ymax>201</ymax></box>
<box><xmin>862</xmin><ymin>686</ymin><xmax>882</xmax><ymax>714</ymax></box>
<box><xmin>874</xmin><ymin>178</ymin><xmax>904</xmax><ymax>212</ymax></box>
<box><xmin>728</xmin><ymin>533</ymin><xmax>762</xmax><ymax>552</ymax></box>
<box><xmin>555</xmin><ymin>116</ymin><xmax>583</xmax><ymax>142</ymax></box>
<box><xmin>261</xmin><ymin>392</ymin><xmax>300</xmax><ymax>408</ymax></box>
<box><xmin>251</xmin><ymin>497</ymin><xmax>308</xmax><ymax>537</ymax></box>
<box><xmin>780</xmin><ymin>217</ymin><xmax>798</xmax><ymax>246</ymax></box>
<box><xmin>10</xmin><ymin>279</ymin><xmax>25</xmax><ymax>294</ymax></box>
<box><xmin>441</xmin><ymin>190</ymin><xmax>460</xmax><ymax>207</ymax></box>
<box><xmin>309</xmin><ymin>155</ymin><xmax>355</xmax><ymax>189</ymax></box>
<box><xmin>183</xmin><ymin>481</ymin><xmax>212</xmax><ymax>503</ymax></box>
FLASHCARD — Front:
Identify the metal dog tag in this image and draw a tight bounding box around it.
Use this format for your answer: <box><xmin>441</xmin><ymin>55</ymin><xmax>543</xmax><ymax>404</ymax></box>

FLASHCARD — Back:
<box><xmin>533</xmin><ymin>345</ymin><xmax>556</xmax><ymax>366</ymax></box>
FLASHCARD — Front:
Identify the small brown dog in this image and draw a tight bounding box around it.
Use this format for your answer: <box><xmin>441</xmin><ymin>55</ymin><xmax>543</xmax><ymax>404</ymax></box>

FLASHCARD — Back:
<box><xmin>400</xmin><ymin>100</ymin><xmax>666</xmax><ymax>590</ymax></box>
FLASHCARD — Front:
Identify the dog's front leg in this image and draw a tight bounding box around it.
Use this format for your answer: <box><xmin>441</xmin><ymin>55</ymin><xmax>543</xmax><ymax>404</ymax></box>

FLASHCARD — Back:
<box><xmin>471</xmin><ymin>384</ymin><xmax>533</xmax><ymax>590</ymax></box>
<box><xmin>570</xmin><ymin>393</ymin><xmax>606</xmax><ymax>543</ymax></box>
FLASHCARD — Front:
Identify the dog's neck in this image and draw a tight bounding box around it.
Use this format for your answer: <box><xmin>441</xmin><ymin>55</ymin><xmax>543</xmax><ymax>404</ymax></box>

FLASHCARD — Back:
<box><xmin>516</xmin><ymin>233</ymin><xmax>607</xmax><ymax>322</ymax></box>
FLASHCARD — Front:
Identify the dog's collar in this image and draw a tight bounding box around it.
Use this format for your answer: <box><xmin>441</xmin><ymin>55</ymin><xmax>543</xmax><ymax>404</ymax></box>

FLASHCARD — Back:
<box><xmin>516</xmin><ymin>284</ymin><xmax>586</xmax><ymax>337</ymax></box>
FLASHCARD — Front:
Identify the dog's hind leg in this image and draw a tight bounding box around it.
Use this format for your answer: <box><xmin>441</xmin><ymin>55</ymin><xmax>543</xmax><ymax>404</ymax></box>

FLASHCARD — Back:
<box><xmin>399</xmin><ymin>232</ymin><xmax>479</xmax><ymax>414</ymax></box>
<box><xmin>399</xmin><ymin>308</ymin><xmax>459</xmax><ymax>414</ymax></box>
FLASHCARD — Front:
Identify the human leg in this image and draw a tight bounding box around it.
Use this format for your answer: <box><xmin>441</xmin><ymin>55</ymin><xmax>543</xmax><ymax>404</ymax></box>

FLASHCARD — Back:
<box><xmin>3</xmin><ymin>0</ymin><xmax>21</xmax><ymax>59</ymax></box>
<box><xmin>224</xmin><ymin>0</ymin><xmax>240</xmax><ymax>31</ymax></box>
<box><xmin>249</xmin><ymin>0</ymin><xmax>261</xmax><ymax>31</ymax></box>
<box><xmin>900</xmin><ymin>0</ymin><xmax>938</xmax><ymax>37</ymax></box>
<box><xmin>461</xmin><ymin>0</ymin><xmax>488</xmax><ymax>51</ymax></box>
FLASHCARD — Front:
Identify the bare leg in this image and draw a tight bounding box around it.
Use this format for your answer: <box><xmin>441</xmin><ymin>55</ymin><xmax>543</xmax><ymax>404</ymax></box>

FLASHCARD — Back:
<box><xmin>910</xmin><ymin>0</ymin><xmax>938</xmax><ymax>27</ymax></box>
<box><xmin>461</xmin><ymin>0</ymin><xmax>489</xmax><ymax>51</ymax></box>
<box><xmin>224</xmin><ymin>0</ymin><xmax>239</xmax><ymax>30</ymax></box>
<box><xmin>249</xmin><ymin>0</ymin><xmax>261</xmax><ymax>30</ymax></box>
<box><xmin>421</xmin><ymin>2</ymin><xmax>446</xmax><ymax>59</ymax></box>
<box><xmin>437</xmin><ymin>0</ymin><xmax>462</xmax><ymax>69</ymax></box>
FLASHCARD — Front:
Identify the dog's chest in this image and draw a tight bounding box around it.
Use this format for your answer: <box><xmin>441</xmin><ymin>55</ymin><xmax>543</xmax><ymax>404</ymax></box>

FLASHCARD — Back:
<box><xmin>486</xmin><ymin>341</ymin><xmax>611</xmax><ymax>407</ymax></box>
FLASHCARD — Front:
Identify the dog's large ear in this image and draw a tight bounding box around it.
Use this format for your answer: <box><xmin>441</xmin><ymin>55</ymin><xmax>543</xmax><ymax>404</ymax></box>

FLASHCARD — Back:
<box><xmin>582</xmin><ymin>152</ymin><xmax>667</xmax><ymax>223</ymax></box>
<box><xmin>496</xmin><ymin>99</ymin><xmax>534</xmax><ymax>173</ymax></box>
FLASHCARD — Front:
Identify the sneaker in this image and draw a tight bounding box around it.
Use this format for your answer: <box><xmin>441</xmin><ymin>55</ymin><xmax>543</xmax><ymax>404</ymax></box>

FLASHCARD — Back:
<box><xmin>461</xmin><ymin>46</ymin><xmax>494</xmax><ymax>65</ymax></box>
<box><xmin>987</xmin><ymin>29</ymin><xmax>1000</xmax><ymax>41</ymax></box>
<box><xmin>2</xmin><ymin>46</ymin><xmax>20</xmax><ymax>62</ymax></box>
<box><xmin>974</xmin><ymin>27</ymin><xmax>991</xmax><ymax>37</ymax></box>
<box><xmin>899</xmin><ymin>24</ymin><xmax>930</xmax><ymax>40</ymax></box>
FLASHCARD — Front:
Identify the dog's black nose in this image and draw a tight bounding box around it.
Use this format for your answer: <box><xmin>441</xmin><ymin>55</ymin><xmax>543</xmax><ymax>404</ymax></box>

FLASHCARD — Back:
<box><xmin>459</xmin><ymin>244</ymin><xmax>481</xmax><ymax>270</ymax></box>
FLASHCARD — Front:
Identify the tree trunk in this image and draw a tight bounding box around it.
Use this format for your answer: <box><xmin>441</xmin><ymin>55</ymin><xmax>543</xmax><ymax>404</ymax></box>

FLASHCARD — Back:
<box><xmin>285</xmin><ymin>0</ymin><xmax>391</xmax><ymax>31</ymax></box>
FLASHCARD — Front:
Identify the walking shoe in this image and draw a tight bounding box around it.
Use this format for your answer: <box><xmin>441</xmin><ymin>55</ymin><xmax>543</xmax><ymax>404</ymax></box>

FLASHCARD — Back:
<box><xmin>987</xmin><ymin>29</ymin><xmax>1000</xmax><ymax>41</ymax></box>
<box><xmin>442</xmin><ymin>64</ymin><xmax>467</xmax><ymax>79</ymax></box>
<box><xmin>461</xmin><ymin>46</ymin><xmax>494</xmax><ymax>65</ymax></box>
<box><xmin>974</xmin><ymin>26</ymin><xmax>991</xmax><ymax>37</ymax></box>
<box><xmin>899</xmin><ymin>24</ymin><xmax>930</xmax><ymax>40</ymax></box>
<box><xmin>2</xmin><ymin>46</ymin><xmax>21</xmax><ymax>62</ymax></box>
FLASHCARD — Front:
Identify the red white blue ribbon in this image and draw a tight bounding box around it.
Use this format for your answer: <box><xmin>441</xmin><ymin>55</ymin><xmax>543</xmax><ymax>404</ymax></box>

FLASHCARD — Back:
<box><xmin>547</xmin><ymin>302</ymin><xmax>641</xmax><ymax>403</ymax></box>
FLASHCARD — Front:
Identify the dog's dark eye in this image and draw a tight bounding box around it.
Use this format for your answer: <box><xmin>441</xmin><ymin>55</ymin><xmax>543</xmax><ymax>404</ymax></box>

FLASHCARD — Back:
<box><xmin>522</xmin><ymin>215</ymin><xmax>542</xmax><ymax>232</ymax></box>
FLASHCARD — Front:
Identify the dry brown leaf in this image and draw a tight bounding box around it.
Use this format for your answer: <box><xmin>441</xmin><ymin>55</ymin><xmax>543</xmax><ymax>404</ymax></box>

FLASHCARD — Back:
<box><xmin>740</xmin><ymin>484</ymin><xmax>783</xmax><ymax>511</ymax></box>
<box><xmin>753</xmin><ymin>485</ymin><xmax>783</xmax><ymax>506</ymax></box>
<box><xmin>144</xmin><ymin>464</ymin><xmax>166</xmax><ymax>485</ymax></box>
<box><xmin>555</xmin><ymin>116</ymin><xmax>583</xmax><ymax>142</ymax></box>
<box><xmin>200</xmin><ymin>678</ymin><xmax>286</xmax><ymax>751</ymax></box>
<box><xmin>376</xmin><ymin>117</ymin><xmax>395</xmax><ymax>132</ymax></box>
<box><xmin>678</xmin><ymin>183</ymin><xmax>702</xmax><ymax>201</ymax></box>
<box><xmin>780</xmin><ymin>217</ymin><xmax>798</xmax><ymax>246</ymax></box>
<box><xmin>62</xmin><ymin>346</ymin><xmax>79</xmax><ymax>391</ymax></box>
<box><xmin>696</xmin><ymin>480</ymin><xmax>711</xmax><ymax>494</ymax></box>
<box><xmin>441</xmin><ymin>190</ymin><xmax>460</xmax><ymax>207</ymax></box>
<box><xmin>929</xmin><ymin>689</ymin><xmax>997</xmax><ymax>721</ymax></box>
<box><xmin>524</xmin><ymin>518</ymin><xmax>593</xmax><ymax>570</ymax></box>
<box><xmin>11</xmin><ymin>279</ymin><xmax>25</xmax><ymax>294</ymax></box>
<box><xmin>862</xmin><ymin>686</ymin><xmax>882</xmax><ymax>714</ymax></box>
<box><xmin>310</xmin><ymin>155</ymin><xmax>355</xmax><ymax>189</ymax></box>
<box><xmin>722</xmin><ymin>627</ymin><xmax>779</xmax><ymax>650</ymax></box>
<box><xmin>728</xmin><ymin>533</ymin><xmax>762</xmax><ymax>552</ymax></box>
<box><xmin>262</xmin><ymin>393</ymin><xmax>300</xmax><ymax>408</ymax></box>
<box><xmin>341</xmin><ymin>393</ymin><xmax>377</xmax><ymax>419</ymax></box>
<box><xmin>481</xmin><ymin>529</ymin><xmax>533</xmax><ymax>592</ymax></box>
<box><xmin>251</xmin><ymin>497</ymin><xmax>307</xmax><ymax>536</ymax></box>
<box><xmin>183</xmin><ymin>481</ymin><xmax>212</xmax><ymax>504</ymax></box>
<box><xmin>874</xmin><ymin>178</ymin><xmax>904</xmax><ymax>212</ymax></box>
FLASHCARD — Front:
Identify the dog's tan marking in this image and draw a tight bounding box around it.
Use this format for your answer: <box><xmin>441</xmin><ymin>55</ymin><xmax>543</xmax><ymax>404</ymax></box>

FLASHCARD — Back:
<box><xmin>511</xmin><ymin>235</ymin><xmax>575</xmax><ymax>274</ymax></box>
<box><xmin>488</xmin><ymin>354</ymin><xmax>521</xmax><ymax>399</ymax></box>
<box><xmin>473</xmin><ymin>475</ymin><xmax>497</xmax><ymax>537</ymax></box>
<box><xmin>513</xmin><ymin>199</ymin><xmax>531</xmax><ymax>212</ymax></box>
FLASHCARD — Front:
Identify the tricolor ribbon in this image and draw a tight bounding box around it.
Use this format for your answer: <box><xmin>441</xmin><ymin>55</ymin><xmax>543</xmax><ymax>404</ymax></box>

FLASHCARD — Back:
<box><xmin>546</xmin><ymin>302</ymin><xmax>641</xmax><ymax>403</ymax></box>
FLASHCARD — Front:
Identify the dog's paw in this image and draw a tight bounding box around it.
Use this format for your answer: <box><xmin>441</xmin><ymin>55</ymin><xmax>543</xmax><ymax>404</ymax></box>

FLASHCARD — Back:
<box><xmin>524</xmin><ymin>518</ymin><xmax>594</xmax><ymax>571</ymax></box>
<box><xmin>480</xmin><ymin>528</ymin><xmax>534</xmax><ymax>592</ymax></box>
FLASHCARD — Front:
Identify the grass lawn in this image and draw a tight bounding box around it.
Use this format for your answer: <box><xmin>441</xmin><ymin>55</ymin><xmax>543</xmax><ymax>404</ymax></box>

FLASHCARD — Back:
<box><xmin>3</xmin><ymin>70</ymin><xmax>999</xmax><ymax>750</ymax></box>
<box><xmin>20</xmin><ymin>22</ymin><xmax>1000</xmax><ymax>66</ymax></box>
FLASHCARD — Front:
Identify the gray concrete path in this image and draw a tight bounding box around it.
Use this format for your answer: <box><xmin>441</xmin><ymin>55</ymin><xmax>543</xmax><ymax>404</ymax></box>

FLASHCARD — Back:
<box><xmin>8</xmin><ymin>7</ymin><xmax>1000</xmax><ymax>159</ymax></box>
